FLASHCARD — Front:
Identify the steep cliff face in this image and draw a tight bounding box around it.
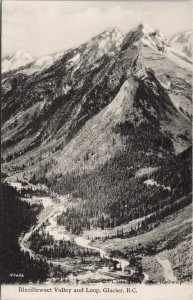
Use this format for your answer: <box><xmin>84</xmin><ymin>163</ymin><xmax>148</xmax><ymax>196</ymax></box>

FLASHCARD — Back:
<box><xmin>1</xmin><ymin>24</ymin><xmax>192</xmax><ymax>180</ymax></box>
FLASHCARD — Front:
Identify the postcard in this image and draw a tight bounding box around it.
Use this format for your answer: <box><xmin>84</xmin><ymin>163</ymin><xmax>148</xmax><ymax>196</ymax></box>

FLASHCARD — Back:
<box><xmin>1</xmin><ymin>1</ymin><xmax>192</xmax><ymax>299</ymax></box>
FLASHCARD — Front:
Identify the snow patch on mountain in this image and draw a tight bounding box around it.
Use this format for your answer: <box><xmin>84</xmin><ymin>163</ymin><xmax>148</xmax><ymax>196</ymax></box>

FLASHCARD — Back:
<box><xmin>34</xmin><ymin>56</ymin><xmax>53</xmax><ymax>68</ymax></box>
<box><xmin>135</xmin><ymin>167</ymin><xmax>158</xmax><ymax>177</ymax></box>
<box><xmin>68</xmin><ymin>53</ymin><xmax>81</xmax><ymax>63</ymax></box>
<box><xmin>62</xmin><ymin>84</ymin><xmax>71</xmax><ymax>95</ymax></box>
<box><xmin>133</xmin><ymin>24</ymin><xmax>192</xmax><ymax>71</ymax></box>
<box><xmin>84</xmin><ymin>28</ymin><xmax>124</xmax><ymax>62</ymax></box>
<box><xmin>144</xmin><ymin>179</ymin><xmax>171</xmax><ymax>191</ymax></box>
<box><xmin>16</xmin><ymin>51</ymin><xmax>65</xmax><ymax>75</ymax></box>
<box><xmin>169</xmin><ymin>31</ymin><xmax>192</xmax><ymax>58</ymax></box>
<box><xmin>165</xmin><ymin>46</ymin><xmax>192</xmax><ymax>71</ymax></box>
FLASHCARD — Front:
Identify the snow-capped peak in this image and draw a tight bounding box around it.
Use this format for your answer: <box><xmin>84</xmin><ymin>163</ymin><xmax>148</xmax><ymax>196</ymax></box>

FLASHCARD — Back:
<box><xmin>122</xmin><ymin>23</ymin><xmax>168</xmax><ymax>52</ymax></box>
<box><xmin>2</xmin><ymin>50</ymin><xmax>35</xmax><ymax>73</ymax></box>
<box><xmin>138</xmin><ymin>23</ymin><xmax>155</xmax><ymax>34</ymax></box>
<box><xmin>137</xmin><ymin>23</ymin><xmax>168</xmax><ymax>42</ymax></box>
<box><xmin>89</xmin><ymin>28</ymin><xmax>123</xmax><ymax>45</ymax></box>
<box><xmin>81</xmin><ymin>27</ymin><xmax>124</xmax><ymax>65</ymax></box>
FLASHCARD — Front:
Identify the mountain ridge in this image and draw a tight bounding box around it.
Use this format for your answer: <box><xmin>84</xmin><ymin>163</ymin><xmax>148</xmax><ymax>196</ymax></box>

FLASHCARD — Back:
<box><xmin>2</xmin><ymin>24</ymin><xmax>192</xmax><ymax>74</ymax></box>
<box><xmin>1</xmin><ymin>23</ymin><xmax>192</xmax><ymax>182</ymax></box>
<box><xmin>1</xmin><ymin>22</ymin><xmax>192</xmax><ymax>285</ymax></box>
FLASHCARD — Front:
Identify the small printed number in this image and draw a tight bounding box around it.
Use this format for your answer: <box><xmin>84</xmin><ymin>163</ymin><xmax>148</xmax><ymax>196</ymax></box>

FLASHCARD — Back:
<box><xmin>9</xmin><ymin>273</ymin><xmax>24</xmax><ymax>277</ymax></box>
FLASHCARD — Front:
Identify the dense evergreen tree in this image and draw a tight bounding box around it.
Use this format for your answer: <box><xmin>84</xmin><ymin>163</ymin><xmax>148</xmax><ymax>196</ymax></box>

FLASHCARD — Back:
<box><xmin>53</xmin><ymin>147</ymin><xmax>191</xmax><ymax>234</ymax></box>
<box><xmin>0</xmin><ymin>183</ymin><xmax>48</xmax><ymax>283</ymax></box>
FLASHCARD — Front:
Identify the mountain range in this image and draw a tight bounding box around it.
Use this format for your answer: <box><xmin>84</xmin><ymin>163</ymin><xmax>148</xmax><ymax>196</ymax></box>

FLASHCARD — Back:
<box><xmin>2</xmin><ymin>23</ymin><xmax>192</xmax><ymax>180</ymax></box>
<box><xmin>2</xmin><ymin>25</ymin><xmax>192</xmax><ymax>74</ymax></box>
<box><xmin>1</xmin><ymin>22</ymin><xmax>192</xmax><ymax>283</ymax></box>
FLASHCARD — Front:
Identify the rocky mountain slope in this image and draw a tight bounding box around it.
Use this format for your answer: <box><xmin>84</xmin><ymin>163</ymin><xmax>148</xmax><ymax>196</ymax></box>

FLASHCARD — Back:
<box><xmin>2</xmin><ymin>24</ymin><xmax>191</xmax><ymax>182</ymax></box>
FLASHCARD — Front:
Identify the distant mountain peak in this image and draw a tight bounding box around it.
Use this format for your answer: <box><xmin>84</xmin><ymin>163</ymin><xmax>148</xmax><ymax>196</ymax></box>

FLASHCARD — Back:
<box><xmin>2</xmin><ymin>50</ymin><xmax>35</xmax><ymax>73</ymax></box>
<box><xmin>1</xmin><ymin>22</ymin><xmax>191</xmax><ymax>182</ymax></box>
<box><xmin>137</xmin><ymin>22</ymin><xmax>156</xmax><ymax>34</ymax></box>
<box><xmin>169</xmin><ymin>31</ymin><xmax>192</xmax><ymax>57</ymax></box>
<box><xmin>122</xmin><ymin>23</ymin><xmax>168</xmax><ymax>52</ymax></box>
<box><xmin>136</xmin><ymin>22</ymin><xmax>168</xmax><ymax>42</ymax></box>
<box><xmin>89</xmin><ymin>27</ymin><xmax>123</xmax><ymax>45</ymax></box>
<box><xmin>105</xmin><ymin>27</ymin><xmax>123</xmax><ymax>37</ymax></box>
<box><xmin>80</xmin><ymin>27</ymin><xmax>124</xmax><ymax>66</ymax></box>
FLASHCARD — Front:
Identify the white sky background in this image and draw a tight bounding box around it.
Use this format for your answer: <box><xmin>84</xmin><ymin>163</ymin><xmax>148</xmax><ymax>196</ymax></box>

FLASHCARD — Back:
<box><xmin>2</xmin><ymin>1</ymin><xmax>192</xmax><ymax>57</ymax></box>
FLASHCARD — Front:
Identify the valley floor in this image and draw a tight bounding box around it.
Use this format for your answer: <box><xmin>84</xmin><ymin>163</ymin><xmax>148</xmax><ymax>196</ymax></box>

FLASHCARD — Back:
<box><xmin>91</xmin><ymin>204</ymin><xmax>192</xmax><ymax>283</ymax></box>
<box><xmin>7</xmin><ymin>180</ymin><xmax>192</xmax><ymax>284</ymax></box>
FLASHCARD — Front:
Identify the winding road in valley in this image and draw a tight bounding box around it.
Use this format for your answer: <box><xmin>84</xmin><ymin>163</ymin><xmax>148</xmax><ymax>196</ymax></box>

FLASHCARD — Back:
<box><xmin>17</xmin><ymin>186</ymin><xmax>149</xmax><ymax>283</ymax></box>
<box><xmin>75</xmin><ymin>236</ymin><xmax>131</xmax><ymax>271</ymax></box>
<box><xmin>75</xmin><ymin>236</ymin><xmax>149</xmax><ymax>281</ymax></box>
<box><xmin>20</xmin><ymin>204</ymin><xmax>63</xmax><ymax>259</ymax></box>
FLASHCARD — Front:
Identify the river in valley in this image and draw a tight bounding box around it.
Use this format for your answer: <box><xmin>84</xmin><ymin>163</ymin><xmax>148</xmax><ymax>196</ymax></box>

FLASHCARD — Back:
<box><xmin>11</xmin><ymin>181</ymin><xmax>149</xmax><ymax>284</ymax></box>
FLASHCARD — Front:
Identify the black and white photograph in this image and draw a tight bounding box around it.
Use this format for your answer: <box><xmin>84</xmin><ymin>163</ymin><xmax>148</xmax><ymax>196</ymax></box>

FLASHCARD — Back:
<box><xmin>1</xmin><ymin>1</ymin><xmax>192</xmax><ymax>299</ymax></box>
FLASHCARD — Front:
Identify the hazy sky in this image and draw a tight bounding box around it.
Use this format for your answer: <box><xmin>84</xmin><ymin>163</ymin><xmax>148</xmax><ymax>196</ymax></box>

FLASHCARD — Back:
<box><xmin>2</xmin><ymin>1</ymin><xmax>192</xmax><ymax>57</ymax></box>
